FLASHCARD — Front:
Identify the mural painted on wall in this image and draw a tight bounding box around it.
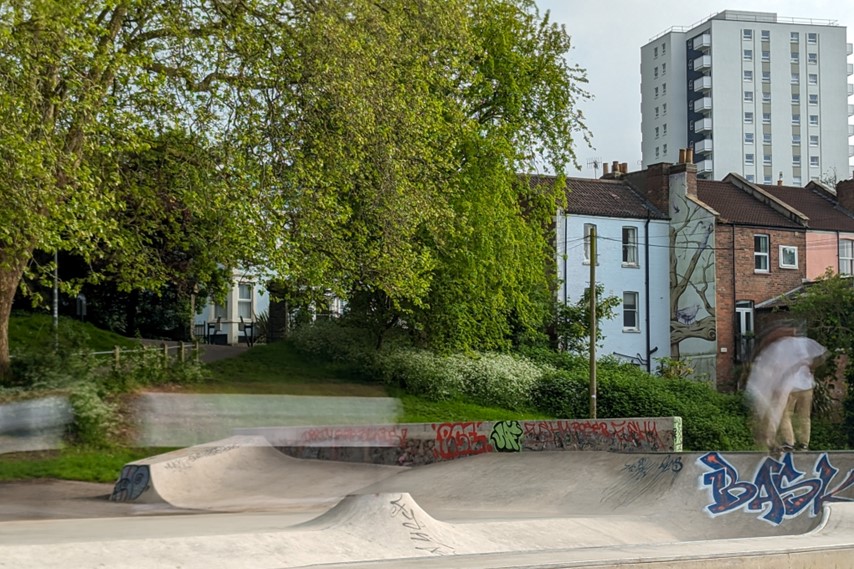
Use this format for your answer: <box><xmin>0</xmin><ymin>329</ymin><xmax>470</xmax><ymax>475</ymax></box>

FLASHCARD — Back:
<box><xmin>669</xmin><ymin>191</ymin><xmax>716</xmax><ymax>378</ymax></box>
<box><xmin>698</xmin><ymin>452</ymin><xmax>854</xmax><ymax>526</ymax></box>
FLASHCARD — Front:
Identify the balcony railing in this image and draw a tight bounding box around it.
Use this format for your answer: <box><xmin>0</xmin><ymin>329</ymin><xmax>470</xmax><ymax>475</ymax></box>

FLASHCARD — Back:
<box><xmin>697</xmin><ymin>159</ymin><xmax>713</xmax><ymax>173</ymax></box>
<box><xmin>694</xmin><ymin>117</ymin><xmax>712</xmax><ymax>132</ymax></box>
<box><xmin>849</xmin><ymin>83</ymin><xmax>854</xmax><ymax>96</ymax></box>
<box><xmin>849</xmin><ymin>63</ymin><xmax>854</xmax><ymax>77</ymax></box>
<box><xmin>694</xmin><ymin>76</ymin><xmax>712</xmax><ymax>92</ymax></box>
<box><xmin>849</xmin><ymin>124</ymin><xmax>854</xmax><ymax>137</ymax></box>
<box><xmin>848</xmin><ymin>43</ymin><xmax>853</xmax><ymax>56</ymax></box>
<box><xmin>693</xmin><ymin>55</ymin><xmax>712</xmax><ymax>71</ymax></box>
<box><xmin>849</xmin><ymin>104</ymin><xmax>854</xmax><ymax>117</ymax></box>
<box><xmin>694</xmin><ymin>139</ymin><xmax>713</xmax><ymax>154</ymax></box>
<box><xmin>693</xmin><ymin>97</ymin><xmax>712</xmax><ymax>113</ymax></box>
<box><xmin>693</xmin><ymin>34</ymin><xmax>711</xmax><ymax>50</ymax></box>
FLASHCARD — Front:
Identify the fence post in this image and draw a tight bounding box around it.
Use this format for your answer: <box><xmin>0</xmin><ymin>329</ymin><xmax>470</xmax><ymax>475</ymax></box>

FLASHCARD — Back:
<box><xmin>161</xmin><ymin>342</ymin><xmax>168</xmax><ymax>365</ymax></box>
<box><xmin>179</xmin><ymin>342</ymin><xmax>186</xmax><ymax>363</ymax></box>
<box><xmin>194</xmin><ymin>340</ymin><xmax>201</xmax><ymax>363</ymax></box>
<box><xmin>113</xmin><ymin>345</ymin><xmax>121</xmax><ymax>369</ymax></box>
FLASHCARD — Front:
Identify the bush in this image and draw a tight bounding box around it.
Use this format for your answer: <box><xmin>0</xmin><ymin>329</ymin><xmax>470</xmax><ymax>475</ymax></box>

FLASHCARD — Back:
<box><xmin>531</xmin><ymin>357</ymin><xmax>754</xmax><ymax>451</ymax></box>
<box><xmin>66</xmin><ymin>382</ymin><xmax>117</xmax><ymax>448</ymax></box>
<box><xmin>379</xmin><ymin>349</ymin><xmax>550</xmax><ymax>411</ymax></box>
<box><xmin>290</xmin><ymin>319</ymin><xmax>381</xmax><ymax>376</ymax></box>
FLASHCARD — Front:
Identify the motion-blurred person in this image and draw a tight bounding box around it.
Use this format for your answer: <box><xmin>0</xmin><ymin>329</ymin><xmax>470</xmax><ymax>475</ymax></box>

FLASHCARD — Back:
<box><xmin>745</xmin><ymin>325</ymin><xmax>827</xmax><ymax>456</ymax></box>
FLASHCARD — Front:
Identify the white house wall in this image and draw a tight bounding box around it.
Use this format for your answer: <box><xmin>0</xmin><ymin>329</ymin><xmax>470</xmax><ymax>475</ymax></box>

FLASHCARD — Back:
<box><xmin>194</xmin><ymin>271</ymin><xmax>270</xmax><ymax>345</ymax></box>
<box><xmin>557</xmin><ymin>213</ymin><xmax>671</xmax><ymax>373</ymax></box>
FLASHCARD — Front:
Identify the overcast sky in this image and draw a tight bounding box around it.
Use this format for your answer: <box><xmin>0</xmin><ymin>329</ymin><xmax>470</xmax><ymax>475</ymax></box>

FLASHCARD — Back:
<box><xmin>535</xmin><ymin>1</ymin><xmax>854</xmax><ymax>178</ymax></box>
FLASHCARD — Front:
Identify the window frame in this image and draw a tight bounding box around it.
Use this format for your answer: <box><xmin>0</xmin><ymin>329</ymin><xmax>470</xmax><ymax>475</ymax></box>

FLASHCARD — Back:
<box><xmin>237</xmin><ymin>282</ymin><xmax>254</xmax><ymax>319</ymax></box>
<box><xmin>622</xmin><ymin>226</ymin><xmax>639</xmax><ymax>267</ymax></box>
<box><xmin>840</xmin><ymin>239</ymin><xmax>854</xmax><ymax>275</ymax></box>
<box><xmin>622</xmin><ymin>291</ymin><xmax>639</xmax><ymax>331</ymax></box>
<box><xmin>778</xmin><ymin>246</ymin><xmax>798</xmax><ymax>270</ymax></box>
<box><xmin>583</xmin><ymin>223</ymin><xmax>597</xmax><ymax>264</ymax></box>
<box><xmin>754</xmin><ymin>234</ymin><xmax>770</xmax><ymax>273</ymax></box>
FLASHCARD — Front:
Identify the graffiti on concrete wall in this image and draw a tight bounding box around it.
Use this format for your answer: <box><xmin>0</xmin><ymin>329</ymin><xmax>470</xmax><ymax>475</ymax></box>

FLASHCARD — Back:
<box><xmin>110</xmin><ymin>464</ymin><xmax>151</xmax><ymax>502</ymax></box>
<box><xmin>603</xmin><ymin>454</ymin><xmax>684</xmax><ymax>507</ymax></box>
<box><xmin>522</xmin><ymin>419</ymin><xmax>667</xmax><ymax>452</ymax></box>
<box><xmin>698</xmin><ymin>452</ymin><xmax>854</xmax><ymax>525</ymax></box>
<box><xmin>489</xmin><ymin>421</ymin><xmax>523</xmax><ymax>452</ymax></box>
<box><xmin>389</xmin><ymin>495</ymin><xmax>455</xmax><ymax>555</ymax></box>
<box><xmin>297</xmin><ymin>426</ymin><xmax>409</xmax><ymax>447</ymax></box>
<box><xmin>432</xmin><ymin>422</ymin><xmax>492</xmax><ymax>461</ymax></box>
<box><xmin>276</xmin><ymin>417</ymin><xmax>678</xmax><ymax>465</ymax></box>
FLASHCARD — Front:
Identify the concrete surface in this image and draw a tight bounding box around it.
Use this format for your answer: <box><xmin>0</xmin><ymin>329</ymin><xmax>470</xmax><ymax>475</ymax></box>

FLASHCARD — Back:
<box><xmin>3</xmin><ymin>439</ymin><xmax>854</xmax><ymax>568</ymax></box>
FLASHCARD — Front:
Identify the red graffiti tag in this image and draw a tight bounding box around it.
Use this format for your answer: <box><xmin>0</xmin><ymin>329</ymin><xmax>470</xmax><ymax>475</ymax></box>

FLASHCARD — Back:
<box><xmin>432</xmin><ymin>422</ymin><xmax>492</xmax><ymax>461</ymax></box>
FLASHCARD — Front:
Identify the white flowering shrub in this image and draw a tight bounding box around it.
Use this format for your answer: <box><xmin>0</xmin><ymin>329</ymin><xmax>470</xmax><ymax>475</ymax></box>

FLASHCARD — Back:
<box><xmin>379</xmin><ymin>349</ymin><xmax>552</xmax><ymax>410</ymax></box>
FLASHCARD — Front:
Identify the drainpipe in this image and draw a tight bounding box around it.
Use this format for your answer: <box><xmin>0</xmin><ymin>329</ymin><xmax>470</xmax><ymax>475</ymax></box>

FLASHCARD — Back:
<box><xmin>644</xmin><ymin>216</ymin><xmax>651</xmax><ymax>373</ymax></box>
<box><xmin>564</xmin><ymin>212</ymin><xmax>568</xmax><ymax>305</ymax></box>
<box><xmin>731</xmin><ymin>224</ymin><xmax>737</xmax><ymax>369</ymax></box>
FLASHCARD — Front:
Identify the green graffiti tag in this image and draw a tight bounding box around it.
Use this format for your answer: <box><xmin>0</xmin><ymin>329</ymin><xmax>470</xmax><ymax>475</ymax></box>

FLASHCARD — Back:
<box><xmin>489</xmin><ymin>420</ymin><xmax>523</xmax><ymax>452</ymax></box>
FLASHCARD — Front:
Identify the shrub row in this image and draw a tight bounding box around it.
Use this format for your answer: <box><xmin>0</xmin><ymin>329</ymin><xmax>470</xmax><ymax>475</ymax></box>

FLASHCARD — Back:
<box><xmin>288</xmin><ymin>323</ymin><xmax>764</xmax><ymax>451</ymax></box>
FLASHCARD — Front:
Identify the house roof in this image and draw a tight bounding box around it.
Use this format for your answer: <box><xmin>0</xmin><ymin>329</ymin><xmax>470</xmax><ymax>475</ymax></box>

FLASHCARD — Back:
<box><xmin>756</xmin><ymin>184</ymin><xmax>854</xmax><ymax>232</ymax></box>
<box><xmin>559</xmin><ymin>177</ymin><xmax>668</xmax><ymax>220</ymax></box>
<box><xmin>696</xmin><ymin>180</ymin><xmax>803</xmax><ymax>229</ymax></box>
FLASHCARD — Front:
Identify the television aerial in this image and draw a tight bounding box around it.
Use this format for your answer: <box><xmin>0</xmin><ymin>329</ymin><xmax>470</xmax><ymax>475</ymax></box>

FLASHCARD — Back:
<box><xmin>586</xmin><ymin>157</ymin><xmax>602</xmax><ymax>178</ymax></box>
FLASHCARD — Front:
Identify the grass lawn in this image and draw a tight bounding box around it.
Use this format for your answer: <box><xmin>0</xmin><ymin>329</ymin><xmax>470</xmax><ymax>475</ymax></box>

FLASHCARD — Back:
<box><xmin>192</xmin><ymin>342</ymin><xmax>389</xmax><ymax>396</ymax></box>
<box><xmin>10</xmin><ymin>312</ymin><xmax>138</xmax><ymax>355</ymax></box>
<box><xmin>3</xmin><ymin>315</ymin><xmax>547</xmax><ymax>482</ymax></box>
<box><xmin>0</xmin><ymin>447</ymin><xmax>172</xmax><ymax>483</ymax></box>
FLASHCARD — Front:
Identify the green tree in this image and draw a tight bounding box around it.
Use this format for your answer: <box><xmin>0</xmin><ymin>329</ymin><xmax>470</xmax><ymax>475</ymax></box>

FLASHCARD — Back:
<box><xmin>0</xmin><ymin>0</ymin><xmax>279</xmax><ymax>379</ymax></box>
<box><xmin>554</xmin><ymin>285</ymin><xmax>621</xmax><ymax>355</ymax></box>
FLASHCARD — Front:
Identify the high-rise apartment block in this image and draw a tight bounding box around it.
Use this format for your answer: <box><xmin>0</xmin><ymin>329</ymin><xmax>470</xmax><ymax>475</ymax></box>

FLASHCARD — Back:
<box><xmin>641</xmin><ymin>11</ymin><xmax>853</xmax><ymax>185</ymax></box>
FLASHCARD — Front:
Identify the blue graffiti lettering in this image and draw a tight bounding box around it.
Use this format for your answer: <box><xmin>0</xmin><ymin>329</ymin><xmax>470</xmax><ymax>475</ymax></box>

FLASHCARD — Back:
<box><xmin>698</xmin><ymin>452</ymin><xmax>854</xmax><ymax>525</ymax></box>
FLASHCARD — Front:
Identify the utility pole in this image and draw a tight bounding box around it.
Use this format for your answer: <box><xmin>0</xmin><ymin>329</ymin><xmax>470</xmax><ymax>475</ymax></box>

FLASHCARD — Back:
<box><xmin>53</xmin><ymin>250</ymin><xmax>59</xmax><ymax>351</ymax></box>
<box><xmin>589</xmin><ymin>226</ymin><xmax>597</xmax><ymax>419</ymax></box>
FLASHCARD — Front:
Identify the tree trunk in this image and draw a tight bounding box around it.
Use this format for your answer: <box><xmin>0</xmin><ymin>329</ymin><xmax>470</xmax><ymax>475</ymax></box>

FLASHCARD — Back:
<box><xmin>0</xmin><ymin>252</ymin><xmax>31</xmax><ymax>383</ymax></box>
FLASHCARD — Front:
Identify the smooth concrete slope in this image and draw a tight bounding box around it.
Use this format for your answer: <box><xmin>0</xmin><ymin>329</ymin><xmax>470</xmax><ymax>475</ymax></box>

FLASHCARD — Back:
<box><xmin>7</xmin><ymin>440</ymin><xmax>854</xmax><ymax>568</ymax></box>
<box><xmin>361</xmin><ymin>449</ymin><xmax>851</xmax><ymax>540</ymax></box>
<box><xmin>4</xmin><ymin>491</ymin><xmax>854</xmax><ymax>568</ymax></box>
<box><xmin>109</xmin><ymin>435</ymin><xmax>404</xmax><ymax>512</ymax></box>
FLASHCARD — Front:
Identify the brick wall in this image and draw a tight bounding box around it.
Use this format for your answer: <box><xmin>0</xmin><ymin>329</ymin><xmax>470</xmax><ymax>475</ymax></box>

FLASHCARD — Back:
<box><xmin>715</xmin><ymin>225</ymin><xmax>806</xmax><ymax>390</ymax></box>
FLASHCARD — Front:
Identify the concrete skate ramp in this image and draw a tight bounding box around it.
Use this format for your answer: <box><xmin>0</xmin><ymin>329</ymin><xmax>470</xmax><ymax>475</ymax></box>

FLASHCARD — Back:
<box><xmin>361</xmin><ymin>449</ymin><xmax>854</xmax><ymax>541</ymax></box>
<box><xmin>109</xmin><ymin>435</ymin><xmax>403</xmax><ymax>511</ymax></box>
<box><xmin>7</xmin><ymin>491</ymin><xmax>854</xmax><ymax>568</ymax></box>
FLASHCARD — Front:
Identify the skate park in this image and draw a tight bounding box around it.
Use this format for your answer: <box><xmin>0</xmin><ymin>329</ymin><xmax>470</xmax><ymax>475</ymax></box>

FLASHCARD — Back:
<box><xmin>4</xmin><ymin>417</ymin><xmax>854</xmax><ymax>568</ymax></box>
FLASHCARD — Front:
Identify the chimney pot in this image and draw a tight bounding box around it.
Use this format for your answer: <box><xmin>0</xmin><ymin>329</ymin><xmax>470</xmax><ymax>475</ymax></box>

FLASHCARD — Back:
<box><xmin>620</xmin><ymin>162</ymin><xmax>628</xmax><ymax>174</ymax></box>
<box><xmin>602</xmin><ymin>162</ymin><xmax>609</xmax><ymax>176</ymax></box>
<box><xmin>678</xmin><ymin>149</ymin><xmax>686</xmax><ymax>163</ymax></box>
<box><xmin>685</xmin><ymin>148</ymin><xmax>694</xmax><ymax>164</ymax></box>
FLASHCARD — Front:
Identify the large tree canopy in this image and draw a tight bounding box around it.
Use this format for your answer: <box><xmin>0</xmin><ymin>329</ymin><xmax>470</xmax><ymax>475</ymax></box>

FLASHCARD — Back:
<box><xmin>0</xmin><ymin>0</ymin><xmax>590</xmax><ymax>378</ymax></box>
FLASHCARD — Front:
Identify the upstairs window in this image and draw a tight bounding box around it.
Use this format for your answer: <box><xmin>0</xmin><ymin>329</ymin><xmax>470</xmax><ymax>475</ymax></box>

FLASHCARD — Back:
<box><xmin>743</xmin><ymin>29</ymin><xmax>753</xmax><ymax>40</ymax></box>
<box><xmin>754</xmin><ymin>234</ymin><xmax>770</xmax><ymax>272</ymax></box>
<box><xmin>743</xmin><ymin>49</ymin><xmax>753</xmax><ymax>61</ymax></box>
<box><xmin>779</xmin><ymin>246</ymin><xmax>798</xmax><ymax>269</ymax></box>
<box><xmin>622</xmin><ymin>226</ymin><xmax>638</xmax><ymax>266</ymax></box>
<box><xmin>583</xmin><ymin>223</ymin><xmax>597</xmax><ymax>264</ymax></box>
<box><xmin>840</xmin><ymin>239</ymin><xmax>854</xmax><ymax>275</ymax></box>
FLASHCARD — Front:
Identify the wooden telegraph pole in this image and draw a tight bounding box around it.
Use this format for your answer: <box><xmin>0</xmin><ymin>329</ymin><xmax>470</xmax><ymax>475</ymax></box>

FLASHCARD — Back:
<box><xmin>589</xmin><ymin>226</ymin><xmax>597</xmax><ymax>419</ymax></box>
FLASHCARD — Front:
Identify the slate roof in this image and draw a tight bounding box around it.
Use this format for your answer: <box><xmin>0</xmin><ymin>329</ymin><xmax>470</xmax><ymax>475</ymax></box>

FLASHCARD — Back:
<box><xmin>696</xmin><ymin>180</ymin><xmax>802</xmax><ymax>229</ymax></box>
<box><xmin>558</xmin><ymin>177</ymin><xmax>668</xmax><ymax>220</ymax></box>
<box><xmin>756</xmin><ymin>184</ymin><xmax>854</xmax><ymax>232</ymax></box>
